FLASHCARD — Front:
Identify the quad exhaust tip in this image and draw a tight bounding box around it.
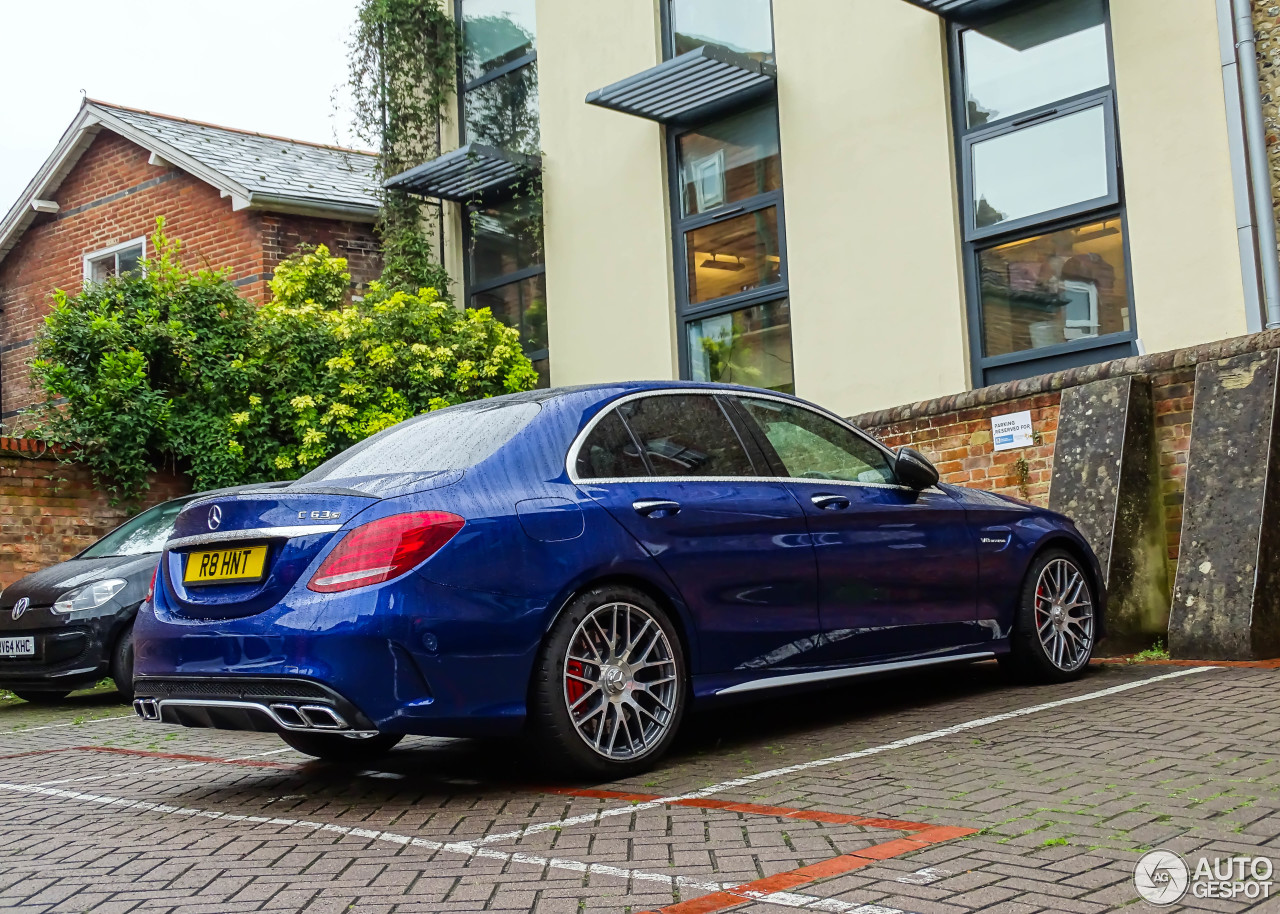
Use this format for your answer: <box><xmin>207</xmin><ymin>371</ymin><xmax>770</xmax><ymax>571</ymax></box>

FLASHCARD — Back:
<box><xmin>133</xmin><ymin>696</ymin><xmax>350</xmax><ymax>731</ymax></box>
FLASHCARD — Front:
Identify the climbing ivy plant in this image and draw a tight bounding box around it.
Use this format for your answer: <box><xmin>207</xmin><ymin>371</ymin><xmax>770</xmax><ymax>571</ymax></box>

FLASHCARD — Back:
<box><xmin>349</xmin><ymin>0</ymin><xmax>458</xmax><ymax>294</ymax></box>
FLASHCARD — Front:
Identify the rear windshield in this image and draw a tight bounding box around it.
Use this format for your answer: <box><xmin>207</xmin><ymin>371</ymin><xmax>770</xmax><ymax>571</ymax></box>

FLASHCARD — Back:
<box><xmin>81</xmin><ymin>500</ymin><xmax>187</xmax><ymax>558</ymax></box>
<box><xmin>300</xmin><ymin>401</ymin><xmax>541</xmax><ymax>482</ymax></box>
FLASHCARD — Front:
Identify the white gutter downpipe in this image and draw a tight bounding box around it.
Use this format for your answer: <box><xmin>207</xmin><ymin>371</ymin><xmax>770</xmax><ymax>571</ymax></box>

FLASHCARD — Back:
<box><xmin>1231</xmin><ymin>0</ymin><xmax>1280</xmax><ymax>330</ymax></box>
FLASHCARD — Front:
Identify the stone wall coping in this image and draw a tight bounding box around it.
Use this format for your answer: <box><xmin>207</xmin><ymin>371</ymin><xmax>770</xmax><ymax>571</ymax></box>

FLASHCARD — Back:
<box><xmin>850</xmin><ymin>329</ymin><xmax>1280</xmax><ymax>428</ymax></box>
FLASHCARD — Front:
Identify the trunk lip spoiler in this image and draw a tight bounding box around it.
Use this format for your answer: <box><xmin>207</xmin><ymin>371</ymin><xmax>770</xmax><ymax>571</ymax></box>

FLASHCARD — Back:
<box><xmin>166</xmin><ymin>524</ymin><xmax>343</xmax><ymax>551</ymax></box>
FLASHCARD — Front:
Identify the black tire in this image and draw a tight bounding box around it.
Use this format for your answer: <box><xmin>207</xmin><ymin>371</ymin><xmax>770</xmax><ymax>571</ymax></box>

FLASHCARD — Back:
<box><xmin>12</xmin><ymin>690</ymin><xmax>71</xmax><ymax>704</ymax></box>
<box><xmin>278</xmin><ymin>730</ymin><xmax>403</xmax><ymax>763</ymax></box>
<box><xmin>1006</xmin><ymin>548</ymin><xmax>1097</xmax><ymax>684</ymax></box>
<box><xmin>530</xmin><ymin>584</ymin><xmax>687</xmax><ymax>778</ymax></box>
<box><xmin>110</xmin><ymin>622</ymin><xmax>135</xmax><ymax>700</ymax></box>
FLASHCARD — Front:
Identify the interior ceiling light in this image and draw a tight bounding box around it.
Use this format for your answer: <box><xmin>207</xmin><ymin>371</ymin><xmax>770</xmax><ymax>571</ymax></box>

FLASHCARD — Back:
<box><xmin>700</xmin><ymin>254</ymin><xmax>746</xmax><ymax>271</ymax></box>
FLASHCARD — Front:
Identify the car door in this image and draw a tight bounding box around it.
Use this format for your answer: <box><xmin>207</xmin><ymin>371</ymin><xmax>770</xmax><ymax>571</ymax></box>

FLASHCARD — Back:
<box><xmin>731</xmin><ymin>395</ymin><xmax>979</xmax><ymax>664</ymax></box>
<box><xmin>571</xmin><ymin>392</ymin><xmax>820</xmax><ymax>674</ymax></box>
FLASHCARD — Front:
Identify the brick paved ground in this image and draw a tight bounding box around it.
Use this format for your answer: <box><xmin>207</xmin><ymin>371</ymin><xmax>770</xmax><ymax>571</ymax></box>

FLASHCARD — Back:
<box><xmin>0</xmin><ymin>662</ymin><xmax>1277</xmax><ymax>914</ymax></box>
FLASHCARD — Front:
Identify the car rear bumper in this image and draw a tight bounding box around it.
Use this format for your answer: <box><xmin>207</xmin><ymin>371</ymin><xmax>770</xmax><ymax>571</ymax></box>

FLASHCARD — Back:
<box><xmin>132</xmin><ymin>675</ymin><xmax>380</xmax><ymax>734</ymax></box>
<box><xmin>134</xmin><ymin>577</ymin><xmax>548</xmax><ymax>737</ymax></box>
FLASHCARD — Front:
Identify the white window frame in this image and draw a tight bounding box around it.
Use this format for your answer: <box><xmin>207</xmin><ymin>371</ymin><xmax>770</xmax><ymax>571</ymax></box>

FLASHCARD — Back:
<box><xmin>83</xmin><ymin>237</ymin><xmax>146</xmax><ymax>282</ymax></box>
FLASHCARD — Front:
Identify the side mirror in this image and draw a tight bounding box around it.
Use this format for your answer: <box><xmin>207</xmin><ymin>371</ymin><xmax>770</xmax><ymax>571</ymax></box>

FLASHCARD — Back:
<box><xmin>895</xmin><ymin>447</ymin><xmax>939</xmax><ymax>490</ymax></box>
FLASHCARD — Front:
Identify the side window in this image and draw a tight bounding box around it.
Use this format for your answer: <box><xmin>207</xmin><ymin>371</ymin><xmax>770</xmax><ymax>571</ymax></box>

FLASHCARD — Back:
<box><xmin>575</xmin><ymin>411</ymin><xmax>649</xmax><ymax>479</ymax></box>
<box><xmin>617</xmin><ymin>395</ymin><xmax>755</xmax><ymax>477</ymax></box>
<box><xmin>738</xmin><ymin>397</ymin><xmax>896</xmax><ymax>485</ymax></box>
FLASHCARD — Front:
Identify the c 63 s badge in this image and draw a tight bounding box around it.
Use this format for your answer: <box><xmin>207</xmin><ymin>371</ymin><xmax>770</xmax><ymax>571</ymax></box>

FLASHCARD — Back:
<box><xmin>298</xmin><ymin>510</ymin><xmax>342</xmax><ymax>521</ymax></box>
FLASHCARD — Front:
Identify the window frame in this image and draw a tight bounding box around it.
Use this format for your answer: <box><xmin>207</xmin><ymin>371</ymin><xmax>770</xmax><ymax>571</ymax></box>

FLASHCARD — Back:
<box><xmin>454</xmin><ymin>0</ymin><xmax>548</xmax><ymax>378</ymax></box>
<box><xmin>660</xmin><ymin>0</ymin><xmax>790</xmax><ymax>386</ymax></box>
<box><xmin>665</xmin><ymin>116</ymin><xmax>791</xmax><ymax>383</ymax></box>
<box><xmin>566</xmin><ymin>388</ymin><xmax>911</xmax><ymax>490</ymax></box>
<box><xmin>948</xmin><ymin>0</ymin><xmax>1139</xmax><ymax>386</ymax></box>
<box><xmin>83</xmin><ymin>237</ymin><xmax>146</xmax><ymax>282</ymax></box>
<box><xmin>961</xmin><ymin>92</ymin><xmax>1119</xmax><ymax>244</ymax></box>
<box><xmin>455</xmin><ymin>0</ymin><xmax>538</xmax><ymax>123</ymax></box>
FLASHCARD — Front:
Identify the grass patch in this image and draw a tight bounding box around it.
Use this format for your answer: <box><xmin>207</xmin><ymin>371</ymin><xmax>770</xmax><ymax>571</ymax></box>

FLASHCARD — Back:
<box><xmin>1129</xmin><ymin>639</ymin><xmax>1170</xmax><ymax>662</ymax></box>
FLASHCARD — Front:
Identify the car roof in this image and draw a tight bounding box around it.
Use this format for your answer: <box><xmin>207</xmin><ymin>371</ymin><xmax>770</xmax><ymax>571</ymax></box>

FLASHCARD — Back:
<box><xmin>475</xmin><ymin>380</ymin><xmax>804</xmax><ymax>410</ymax></box>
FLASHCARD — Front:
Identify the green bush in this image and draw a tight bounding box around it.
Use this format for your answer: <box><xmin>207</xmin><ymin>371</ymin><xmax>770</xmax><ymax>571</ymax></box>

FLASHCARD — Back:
<box><xmin>27</xmin><ymin>223</ymin><xmax>538</xmax><ymax>500</ymax></box>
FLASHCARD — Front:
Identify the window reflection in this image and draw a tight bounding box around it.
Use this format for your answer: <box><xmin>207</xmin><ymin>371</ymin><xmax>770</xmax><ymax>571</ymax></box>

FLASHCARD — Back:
<box><xmin>473</xmin><ymin>274</ymin><xmax>547</xmax><ymax>356</ymax></box>
<box><xmin>972</xmin><ymin>106</ymin><xmax>1109</xmax><ymax>229</ymax></box>
<box><xmin>462</xmin><ymin>0</ymin><xmax>536</xmax><ymax>83</ymax></box>
<box><xmin>962</xmin><ymin>0</ymin><xmax>1108</xmax><ymax>127</ymax></box>
<box><xmin>685</xmin><ymin>207</ymin><xmax>781</xmax><ymax>305</ymax></box>
<box><xmin>678</xmin><ymin>105</ymin><xmax>780</xmax><ymax>217</ymax></box>
<box><xmin>464</xmin><ymin>62</ymin><xmax>539</xmax><ymax>153</ymax></box>
<box><xmin>470</xmin><ymin>196</ymin><xmax>543</xmax><ymax>287</ymax></box>
<box><xmin>978</xmin><ymin>218</ymin><xmax>1129</xmax><ymax>357</ymax></box>
<box><xmin>618</xmin><ymin>395</ymin><xmax>755</xmax><ymax>477</ymax></box>
<box><xmin>687</xmin><ymin>298</ymin><xmax>793</xmax><ymax>392</ymax></box>
<box><xmin>670</xmin><ymin>0</ymin><xmax>774</xmax><ymax>62</ymax></box>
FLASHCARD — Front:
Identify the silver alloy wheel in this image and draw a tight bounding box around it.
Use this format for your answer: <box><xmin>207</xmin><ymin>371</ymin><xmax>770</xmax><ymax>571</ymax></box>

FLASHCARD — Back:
<box><xmin>563</xmin><ymin>601</ymin><xmax>679</xmax><ymax>761</ymax></box>
<box><xmin>1034</xmin><ymin>557</ymin><xmax>1095</xmax><ymax>672</ymax></box>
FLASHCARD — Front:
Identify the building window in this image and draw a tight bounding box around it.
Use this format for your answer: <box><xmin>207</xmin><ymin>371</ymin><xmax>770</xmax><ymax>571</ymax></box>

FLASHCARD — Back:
<box><xmin>666</xmin><ymin>0</ymin><xmax>791</xmax><ymax>393</ymax></box>
<box><xmin>669</xmin><ymin>0</ymin><xmax>775</xmax><ymax>63</ymax></box>
<box><xmin>458</xmin><ymin>0</ymin><xmax>547</xmax><ymax>385</ymax></box>
<box><xmin>460</xmin><ymin>0</ymin><xmax>539</xmax><ymax>155</ymax></box>
<box><xmin>952</xmin><ymin>0</ymin><xmax>1133</xmax><ymax>385</ymax></box>
<box><xmin>84</xmin><ymin>238</ymin><xmax>144</xmax><ymax>282</ymax></box>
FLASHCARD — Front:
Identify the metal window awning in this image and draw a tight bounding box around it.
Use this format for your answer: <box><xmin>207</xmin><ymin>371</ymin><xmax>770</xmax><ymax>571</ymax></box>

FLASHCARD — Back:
<box><xmin>899</xmin><ymin>0</ymin><xmax>1025</xmax><ymax>21</ymax></box>
<box><xmin>586</xmin><ymin>45</ymin><xmax>777</xmax><ymax>126</ymax></box>
<box><xmin>383</xmin><ymin>143</ymin><xmax>540</xmax><ymax>202</ymax></box>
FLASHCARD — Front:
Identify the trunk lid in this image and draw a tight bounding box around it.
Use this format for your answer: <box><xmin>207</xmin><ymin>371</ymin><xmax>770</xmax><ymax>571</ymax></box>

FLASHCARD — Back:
<box><xmin>163</xmin><ymin>488</ymin><xmax>378</xmax><ymax>620</ymax></box>
<box><xmin>162</xmin><ymin>471</ymin><xmax>465</xmax><ymax>620</ymax></box>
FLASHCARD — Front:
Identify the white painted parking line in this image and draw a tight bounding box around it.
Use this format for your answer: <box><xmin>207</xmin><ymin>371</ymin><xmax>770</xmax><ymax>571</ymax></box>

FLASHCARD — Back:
<box><xmin>34</xmin><ymin>773</ymin><xmax>114</xmax><ymax>787</ymax></box>
<box><xmin>0</xmin><ymin>666</ymin><xmax>1215</xmax><ymax>914</ymax></box>
<box><xmin>224</xmin><ymin>747</ymin><xmax>297</xmax><ymax>761</ymax></box>
<box><xmin>0</xmin><ymin>779</ymin><xmax>730</xmax><ymax>893</ymax></box>
<box><xmin>0</xmin><ymin>778</ymin><xmax>920</xmax><ymax>914</ymax></box>
<box><xmin>463</xmin><ymin>666</ymin><xmax>1218</xmax><ymax>848</ymax></box>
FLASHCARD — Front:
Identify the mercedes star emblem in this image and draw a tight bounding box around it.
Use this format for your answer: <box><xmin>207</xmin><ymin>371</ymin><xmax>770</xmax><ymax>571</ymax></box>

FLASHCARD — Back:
<box><xmin>208</xmin><ymin>505</ymin><xmax>223</xmax><ymax>531</ymax></box>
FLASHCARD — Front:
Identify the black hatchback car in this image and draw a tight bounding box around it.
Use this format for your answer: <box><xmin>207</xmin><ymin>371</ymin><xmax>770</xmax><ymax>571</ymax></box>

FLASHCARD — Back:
<box><xmin>0</xmin><ymin>496</ymin><xmax>193</xmax><ymax>703</ymax></box>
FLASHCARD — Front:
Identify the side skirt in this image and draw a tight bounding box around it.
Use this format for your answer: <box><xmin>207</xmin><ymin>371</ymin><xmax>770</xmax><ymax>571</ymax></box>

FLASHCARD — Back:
<box><xmin>709</xmin><ymin>651</ymin><xmax>998</xmax><ymax>697</ymax></box>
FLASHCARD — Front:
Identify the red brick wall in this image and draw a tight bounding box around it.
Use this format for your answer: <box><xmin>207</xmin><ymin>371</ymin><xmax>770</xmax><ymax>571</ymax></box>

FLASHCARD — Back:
<box><xmin>0</xmin><ymin>438</ymin><xmax>186</xmax><ymax>589</ymax></box>
<box><xmin>868</xmin><ymin>394</ymin><xmax>1061</xmax><ymax>507</ymax></box>
<box><xmin>852</xmin><ymin>330</ymin><xmax>1280</xmax><ymax>581</ymax></box>
<box><xmin>0</xmin><ymin>129</ymin><xmax>381</xmax><ymax>424</ymax></box>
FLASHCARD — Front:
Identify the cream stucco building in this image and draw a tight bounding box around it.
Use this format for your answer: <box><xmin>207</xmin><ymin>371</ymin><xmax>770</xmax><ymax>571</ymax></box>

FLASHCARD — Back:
<box><xmin>390</xmin><ymin>0</ymin><xmax>1279</xmax><ymax>418</ymax></box>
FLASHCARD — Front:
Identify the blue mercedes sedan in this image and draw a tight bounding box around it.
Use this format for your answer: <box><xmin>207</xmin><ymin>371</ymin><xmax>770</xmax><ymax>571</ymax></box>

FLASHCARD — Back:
<box><xmin>133</xmin><ymin>382</ymin><xmax>1103</xmax><ymax>775</ymax></box>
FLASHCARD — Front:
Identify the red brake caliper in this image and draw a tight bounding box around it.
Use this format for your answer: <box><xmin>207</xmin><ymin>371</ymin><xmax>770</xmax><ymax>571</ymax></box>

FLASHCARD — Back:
<box><xmin>566</xmin><ymin>660</ymin><xmax>588</xmax><ymax>707</ymax></box>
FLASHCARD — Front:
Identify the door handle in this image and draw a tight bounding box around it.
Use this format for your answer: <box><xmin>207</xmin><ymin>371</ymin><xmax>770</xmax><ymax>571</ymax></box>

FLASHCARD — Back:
<box><xmin>810</xmin><ymin>493</ymin><xmax>850</xmax><ymax>511</ymax></box>
<box><xmin>633</xmin><ymin>499</ymin><xmax>681</xmax><ymax>518</ymax></box>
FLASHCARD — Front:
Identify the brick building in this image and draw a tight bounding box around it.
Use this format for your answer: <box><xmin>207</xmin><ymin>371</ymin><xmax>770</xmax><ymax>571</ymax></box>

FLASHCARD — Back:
<box><xmin>0</xmin><ymin>99</ymin><xmax>384</xmax><ymax>428</ymax></box>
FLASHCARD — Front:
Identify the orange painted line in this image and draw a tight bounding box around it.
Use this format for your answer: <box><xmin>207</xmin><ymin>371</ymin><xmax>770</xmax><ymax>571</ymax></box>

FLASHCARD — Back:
<box><xmin>70</xmin><ymin>745</ymin><xmax>299</xmax><ymax>769</ymax></box>
<box><xmin>1094</xmin><ymin>657</ymin><xmax>1280</xmax><ymax>668</ymax></box>
<box><xmin>630</xmin><ymin>813</ymin><xmax>978</xmax><ymax>914</ymax></box>
<box><xmin>542</xmin><ymin>786</ymin><xmax>934</xmax><ymax>831</ymax></box>
<box><xmin>0</xmin><ymin>747</ymin><xmax>70</xmax><ymax>762</ymax></box>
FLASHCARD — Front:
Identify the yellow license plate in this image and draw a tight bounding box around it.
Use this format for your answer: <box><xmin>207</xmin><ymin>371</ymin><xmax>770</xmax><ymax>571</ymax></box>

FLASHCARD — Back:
<box><xmin>183</xmin><ymin>545</ymin><xmax>269</xmax><ymax>585</ymax></box>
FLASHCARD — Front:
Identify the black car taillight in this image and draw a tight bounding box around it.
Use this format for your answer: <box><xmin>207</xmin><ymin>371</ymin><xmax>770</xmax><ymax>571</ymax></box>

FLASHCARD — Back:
<box><xmin>307</xmin><ymin>511</ymin><xmax>465</xmax><ymax>593</ymax></box>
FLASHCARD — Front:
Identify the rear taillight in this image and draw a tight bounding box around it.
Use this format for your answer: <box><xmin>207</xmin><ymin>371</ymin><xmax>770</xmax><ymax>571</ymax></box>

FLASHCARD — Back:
<box><xmin>146</xmin><ymin>565</ymin><xmax>158</xmax><ymax>603</ymax></box>
<box><xmin>307</xmin><ymin>511</ymin><xmax>465</xmax><ymax>593</ymax></box>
